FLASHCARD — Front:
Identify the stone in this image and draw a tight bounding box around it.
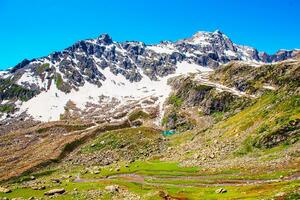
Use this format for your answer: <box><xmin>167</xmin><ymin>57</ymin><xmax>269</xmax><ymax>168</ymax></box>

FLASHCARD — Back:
<box><xmin>32</xmin><ymin>186</ymin><xmax>46</xmax><ymax>190</ymax></box>
<box><xmin>215</xmin><ymin>188</ymin><xmax>227</xmax><ymax>194</ymax></box>
<box><xmin>280</xmin><ymin>175</ymin><xmax>284</xmax><ymax>179</ymax></box>
<box><xmin>105</xmin><ymin>185</ymin><xmax>119</xmax><ymax>193</ymax></box>
<box><xmin>62</xmin><ymin>175</ymin><xmax>72</xmax><ymax>179</ymax></box>
<box><xmin>44</xmin><ymin>188</ymin><xmax>65</xmax><ymax>196</ymax></box>
<box><xmin>93</xmin><ymin>170</ymin><xmax>100</xmax><ymax>174</ymax></box>
<box><xmin>30</xmin><ymin>176</ymin><xmax>36</xmax><ymax>180</ymax></box>
<box><xmin>51</xmin><ymin>178</ymin><xmax>61</xmax><ymax>184</ymax></box>
<box><xmin>0</xmin><ymin>187</ymin><xmax>11</xmax><ymax>193</ymax></box>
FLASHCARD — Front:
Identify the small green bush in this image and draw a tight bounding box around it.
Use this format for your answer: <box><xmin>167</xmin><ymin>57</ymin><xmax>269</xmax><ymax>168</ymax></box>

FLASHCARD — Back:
<box><xmin>169</xmin><ymin>95</ymin><xmax>183</xmax><ymax>107</ymax></box>
<box><xmin>0</xmin><ymin>104</ymin><xmax>14</xmax><ymax>113</ymax></box>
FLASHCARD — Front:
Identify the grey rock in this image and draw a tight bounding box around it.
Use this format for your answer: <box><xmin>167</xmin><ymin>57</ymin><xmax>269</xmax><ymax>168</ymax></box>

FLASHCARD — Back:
<box><xmin>44</xmin><ymin>188</ymin><xmax>65</xmax><ymax>196</ymax></box>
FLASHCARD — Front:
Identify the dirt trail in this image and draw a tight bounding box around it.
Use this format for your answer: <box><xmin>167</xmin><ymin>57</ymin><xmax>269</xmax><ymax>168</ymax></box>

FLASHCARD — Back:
<box><xmin>194</xmin><ymin>72</ymin><xmax>256</xmax><ymax>98</ymax></box>
<box><xmin>74</xmin><ymin>172</ymin><xmax>300</xmax><ymax>187</ymax></box>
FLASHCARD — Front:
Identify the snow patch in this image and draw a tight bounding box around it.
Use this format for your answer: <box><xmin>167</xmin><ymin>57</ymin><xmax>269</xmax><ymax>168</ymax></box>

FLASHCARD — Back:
<box><xmin>147</xmin><ymin>44</ymin><xmax>177</xmax><ymax>54</ymax></box>
<box><xmin>18</xmin><ymin>61</ymin><xmax>212</xmax><ymax>122</ymax></box>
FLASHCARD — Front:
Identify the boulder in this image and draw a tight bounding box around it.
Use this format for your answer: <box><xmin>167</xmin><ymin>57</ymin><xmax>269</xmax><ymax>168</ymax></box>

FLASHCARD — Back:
<box><xmin>44</xmin><ymin>188</ymin><xmax>65</xmax><ymax>196</ymax></box>
<box><xmin>0</xmin><ymin>187</ymin><xmax>11</xmax><ymax>193</ymax></box>
<box><xmin>215</xmin><ymin>188</ymin><xmax>227</xmax><ymax>194</ymax></box>
<box><xmin>51</xmin><ymin>178</ymin><xmax>61</xmax><ymax>184</ymax></box>
<box><xmin>105</xmin><ymin>185</ymin><xmax>119</xmax><ymax>192</ymax></box>
<box><xmin>32</xmin><ymin>185</ymin><xmax>46</xmax><ymax>190</ymax></box>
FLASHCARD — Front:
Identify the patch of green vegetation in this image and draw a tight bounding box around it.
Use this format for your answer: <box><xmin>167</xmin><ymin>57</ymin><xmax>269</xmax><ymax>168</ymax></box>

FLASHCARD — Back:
<box><xmin>0</xmin><ymin>104</ymin><xmax>14</xmax><ymax>113</ymax></box>
<box><xmin>169</xmin><ymin>95</ymin><xmax>183</xmax><ymax>107</ymax></box>
<box><xmin>80</xmin><ymin>127</ymin><xmax>161</xmax><ymax>154</ymax></box>
<box><xmin>36</xmin><ymin>63</ymin><xmax>50</xmax><ymax>74</ymax></box>
<box><xmin>284</xmin><ymin>191</ymin><xmax>300</xmax><ymax>200</ymax></box>
<box><xmin>234</xmin><ymin>136</ymin><xmax>255</xmax><ymax>156</ymax></box>
<box><xmin>258</xmin><ymin>124</ymin><xmax>269</xmax><ymax>133</ymax></box>
<box><xmin>211</xmin><ymin>111</ymin><xmax>224</xmax><ymax>121</ymax></box>
<box><xmin>193</xmin><ymin>84</ymin><xmax>213</xmax><ymax>91</ymax></box>
<box><xmin>128</xmin><ymin>109</ymin><xmax>150</xmax><ymax>121</ymax></box>
<box><xmin>82</xmin><ymin>160</ymin><xmax>200</xmax><ymax>178</ymax></box>
<box><xmin>167</xmin><ymin>131</ymin><xmax>194</xmax><ymax>146</ymax></box>
<box><xmin>216</xmin><ymin>90</ymin><xmax>300</xmax><ymax>156</ymax></box>
<box><xmin>36</xmin><ymin>124</ymin><xmax>91</xmax><ymax>134</ymax></box>
<box><xmin>55</xmin><ymin>73</ymin><xmax>63</xmax><ymax>89</ymax></box>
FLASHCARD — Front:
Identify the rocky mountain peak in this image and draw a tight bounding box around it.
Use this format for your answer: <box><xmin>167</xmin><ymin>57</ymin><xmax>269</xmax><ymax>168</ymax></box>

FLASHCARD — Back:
<box><xmin>97</xmin><ymin>33</ymin><xmax>113</xmax><ymax>45</ymax></box>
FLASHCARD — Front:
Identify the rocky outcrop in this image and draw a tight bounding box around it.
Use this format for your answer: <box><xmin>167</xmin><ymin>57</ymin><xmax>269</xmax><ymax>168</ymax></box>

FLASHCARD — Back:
<box><xmin>211</xmin><ymin>57</ymin><xmax>300</xmax><ymax>95</ymax></box>
<box><xmin>254</xmin><ymin>119</ymin><xmax>300</xmax><ymax>148</ymax></box>
<box><xmin>168</xmin><ymin>76</ymin><xmax>250</xmax><ymax>115</ymax></box>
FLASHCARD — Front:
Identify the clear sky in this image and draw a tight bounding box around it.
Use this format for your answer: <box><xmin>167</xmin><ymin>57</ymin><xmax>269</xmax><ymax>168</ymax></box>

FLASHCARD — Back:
<box><xmin>0</xmin><ymin>0</ymin><xmax>299</xmax><ymax>69</ymax></box>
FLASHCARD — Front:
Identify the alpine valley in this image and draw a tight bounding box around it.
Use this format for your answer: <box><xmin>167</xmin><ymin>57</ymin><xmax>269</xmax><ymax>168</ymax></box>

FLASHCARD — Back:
<box><xmin>0</xmin><ymin>30</ymin><xmax>299</xmax><ymax>200</ymax></box>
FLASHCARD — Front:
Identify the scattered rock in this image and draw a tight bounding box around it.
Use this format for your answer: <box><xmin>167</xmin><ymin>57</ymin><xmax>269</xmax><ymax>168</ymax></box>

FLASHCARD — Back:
<box><xmin>280</xmin><ymin>175</ymin><xmax>284</xmax><ymax>179</ymax></box>
<box><xmin>44</xmin><ymin>188</ymin><xmax>65</xmax><ymax>196</ymax></box>
<box><xmin>51</xmin><ymin>178</ymin><xmax>61</xmax><ymax>184</ymax></box>
<box><xmin>93</xmin><ymin>170</ymin><xmax>100</xmax><ymax>174</ymax></box>
<box><xmin>215</xmin><ymin>188</ymin><xmax>227</xmax><ymax>194</ymax></box>
<box><xmin>61</xmin><ymin>175</ymin><xmax>72</xmax><ymax>179</ymax></box>
<box><xmin>32</xmin><ymin>186</ymin><xmax>46</xmax><ymax>190</ymax></box>
<box><xmin>0</xmin><ymin>187</ymin><xmax>11</xmax><ymax>193</ymax></box>
<box><xmin>105</xmin><ymin>185</ymin><xmax>119</xmax><ymax>193</ymax></box>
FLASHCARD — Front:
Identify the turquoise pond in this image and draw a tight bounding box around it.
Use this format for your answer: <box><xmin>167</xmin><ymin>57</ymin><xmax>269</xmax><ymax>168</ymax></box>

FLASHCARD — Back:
<box><xmin>162</xmin><ymin>130</ymin><xmax>176</xmax><ymax>136</ymax></box>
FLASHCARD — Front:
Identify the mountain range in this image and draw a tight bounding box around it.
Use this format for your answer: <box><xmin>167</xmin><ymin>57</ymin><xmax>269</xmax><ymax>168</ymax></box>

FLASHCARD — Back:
<box><xmin>0</xmin><ymin>30</ymin><xmax>299</xmax><ymax>123</ymax></box>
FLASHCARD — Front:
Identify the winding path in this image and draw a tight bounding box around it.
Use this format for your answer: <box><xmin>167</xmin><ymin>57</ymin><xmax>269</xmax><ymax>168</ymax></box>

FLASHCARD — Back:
<box><xmin>73</xmin><ymin>172</ymin><xmax>300</xmax><ymax>187</ymax></box>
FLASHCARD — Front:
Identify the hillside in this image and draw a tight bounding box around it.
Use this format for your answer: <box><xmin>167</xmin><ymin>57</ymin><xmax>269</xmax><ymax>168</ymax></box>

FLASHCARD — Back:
<box><xmin>0</xmin><ymin>54</ymin><xmax>299</xmax><ymax>199</ymax></box>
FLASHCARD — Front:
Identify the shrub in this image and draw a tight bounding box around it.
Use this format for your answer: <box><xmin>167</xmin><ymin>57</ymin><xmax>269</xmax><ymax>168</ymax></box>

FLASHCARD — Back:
<box><xmin>169</xmin><ymin>95</ymin><xmax>183</xmax><ymax>107</ymax></box>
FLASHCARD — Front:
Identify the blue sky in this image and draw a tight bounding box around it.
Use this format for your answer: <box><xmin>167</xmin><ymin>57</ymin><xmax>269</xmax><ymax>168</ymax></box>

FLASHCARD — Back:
<box><xmin>0</xmin><ymin>0</ymin><xmax>299</xmax><ymax>69</ymax></box>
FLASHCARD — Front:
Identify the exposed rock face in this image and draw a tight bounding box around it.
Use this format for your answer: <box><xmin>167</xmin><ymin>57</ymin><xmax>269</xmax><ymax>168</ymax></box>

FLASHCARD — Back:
<box><xmin>211</xmin><ymin>56</ymin><xmax>300</xmax><ymax>94</ymax></box>
<box><xmin>168</xmin><ymin>75</ymin><xmax>250</xmax><ymax>115</ymax></box>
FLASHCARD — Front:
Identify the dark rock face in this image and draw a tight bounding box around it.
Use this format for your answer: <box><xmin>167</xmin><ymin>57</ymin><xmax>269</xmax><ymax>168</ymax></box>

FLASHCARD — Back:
<box><xmin>97</xmin><ymin>33</ymin><xmax>113</xmax><ymax>45</ymax></box>
<box><xmin>0</xmin><ymin>78</ymin><xmax>38</xmax><ymax>101</ymax></box>
<box><xmin>10</xmin><ymin>59</ymin><xmax>31</xmax><ymax>73</ymax></box>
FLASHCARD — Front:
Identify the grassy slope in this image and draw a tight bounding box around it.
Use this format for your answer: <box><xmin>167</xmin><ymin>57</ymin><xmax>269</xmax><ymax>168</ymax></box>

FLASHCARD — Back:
<box><xmin>1</xmin><ymin>60</ymin><xmax>300</xmax><ymax>199</ymax></box>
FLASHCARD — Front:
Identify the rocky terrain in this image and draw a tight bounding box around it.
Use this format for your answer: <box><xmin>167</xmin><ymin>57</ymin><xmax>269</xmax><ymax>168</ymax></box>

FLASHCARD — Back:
<box><xmin>0</xmin><ymin>31</ymin><xmax>299</xmax><ymax>200</ymax></box>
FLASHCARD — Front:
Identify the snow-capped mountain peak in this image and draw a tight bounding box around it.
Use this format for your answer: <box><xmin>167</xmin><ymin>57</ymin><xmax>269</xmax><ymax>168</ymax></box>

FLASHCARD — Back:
<box><xmin>0</xmin><ymin>30</ymin><xmax>298</xmax><ymax>123</ymax></box>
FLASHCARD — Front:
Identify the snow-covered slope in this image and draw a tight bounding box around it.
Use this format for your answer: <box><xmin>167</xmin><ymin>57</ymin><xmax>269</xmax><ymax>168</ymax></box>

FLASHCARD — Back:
<box><xmin>18</xmin><ymin>61</ymin><xmax>212</xmax><ymax>122</ymax></box>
